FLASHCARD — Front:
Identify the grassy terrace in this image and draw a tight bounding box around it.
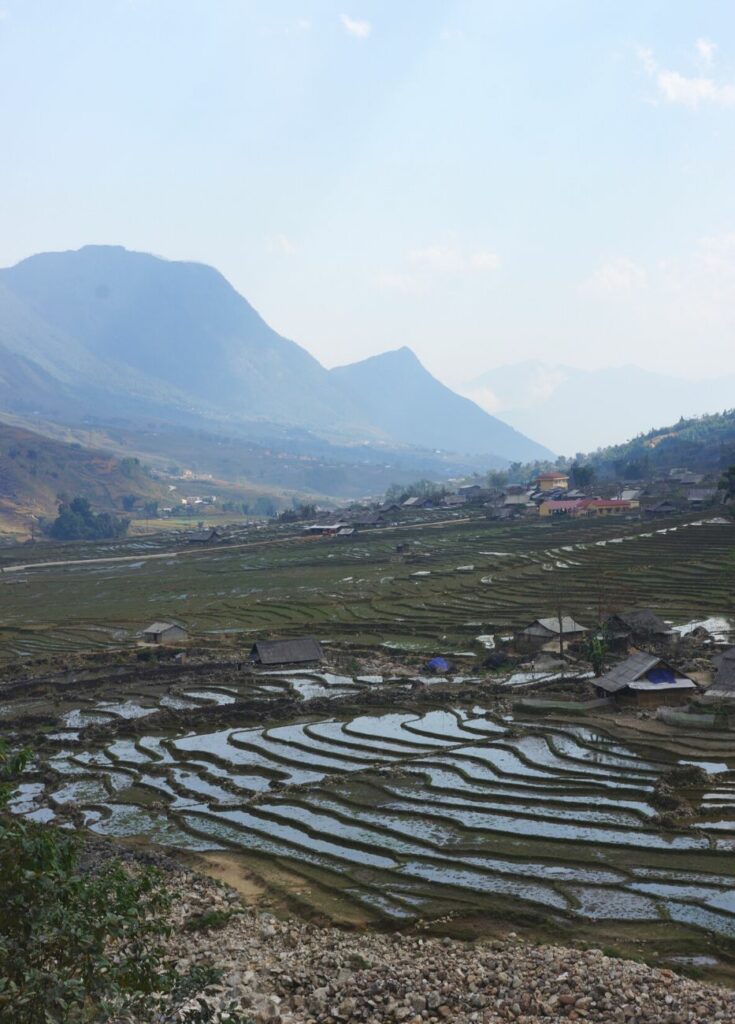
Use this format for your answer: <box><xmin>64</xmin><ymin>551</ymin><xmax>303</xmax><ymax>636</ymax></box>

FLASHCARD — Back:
<box><xmin>0</xmin><ymin>511</ymin><xmax>733</xmax><ymax>663</ymax></box>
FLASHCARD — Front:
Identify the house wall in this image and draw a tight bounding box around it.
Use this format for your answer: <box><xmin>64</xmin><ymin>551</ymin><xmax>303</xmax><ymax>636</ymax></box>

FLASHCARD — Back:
<box><xmin>156</xmin><ymin>626</ymin><xmax>187</xmax><ymax>644</ymax></box>
<box><xmin>539</xmin><ymin>476</ymin><xmax>568</xmax><ymax>492</ymax></box>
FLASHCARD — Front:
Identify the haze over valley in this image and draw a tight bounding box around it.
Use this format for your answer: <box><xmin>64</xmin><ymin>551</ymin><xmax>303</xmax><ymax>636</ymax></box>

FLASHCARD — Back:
<box><xmin>2</xmin><ymin>5</ymin><xmax>735</xmax><ymax>1022</ymax></box>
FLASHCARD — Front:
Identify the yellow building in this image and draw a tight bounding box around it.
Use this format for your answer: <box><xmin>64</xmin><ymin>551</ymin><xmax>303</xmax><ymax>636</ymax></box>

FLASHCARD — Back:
<box><xmin>537</xmin><ymin>472</ymin><xmax>569</xmax><ymax>492</ymax></box>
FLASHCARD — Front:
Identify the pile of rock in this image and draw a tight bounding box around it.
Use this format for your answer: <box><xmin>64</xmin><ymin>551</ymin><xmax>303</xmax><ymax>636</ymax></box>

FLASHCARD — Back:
<box><xmin>141</xmin><ymin>870</ymin><xmax>735</xmax><ymax>1024</ymax></box>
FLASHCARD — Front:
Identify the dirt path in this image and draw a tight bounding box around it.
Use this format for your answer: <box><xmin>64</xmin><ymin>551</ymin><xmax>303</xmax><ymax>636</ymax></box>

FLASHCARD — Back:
<box><xmin>0</xmin><ymin>516</ymin><xmax>475</xmax><ymax>574</ymax></box>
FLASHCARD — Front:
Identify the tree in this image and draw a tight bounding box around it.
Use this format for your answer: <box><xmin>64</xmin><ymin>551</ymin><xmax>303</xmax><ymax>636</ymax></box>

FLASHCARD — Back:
<box><xmin>570</xmin><ymin>463</ymin><xmax>596</xmax><ymax>489</ymax></box>
<box><xmin>143</xmin><ymin>500</ymin><xmax>159</xmax><ymax>518</ymax></box>
<box><xmin>121</xmin><ymin>494</ymin><xmax>138</xmax><ymax>512</ymax></box>
<box><xmin>0</xmin><ymin>740</ymin><xmax>173</xmax><ymax>1023</ymax></box>
<box><xmin>48</xmin><ymin>497</ymin><xmax>129</xmax><ymax>541</ymax></box>
<box><xmin>718</xmin><ymin>465</ymin><xmax>735</xmax><ymax>502</ymax></box>
<box><xmin>581</xmin><ymin>628</ymin><xmax>611</xmax><ymax>677</ymax></box>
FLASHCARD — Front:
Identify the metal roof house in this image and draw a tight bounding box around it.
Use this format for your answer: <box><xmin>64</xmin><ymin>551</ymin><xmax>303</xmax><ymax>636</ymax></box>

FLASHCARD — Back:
<box><xmin>704</xmin><ymin>647</ymin><xmax>735</xmax><ymax>703</ymax></box>
<box><xmin>142</xmin><ymin>622</ymin><xmax>188</xmax><ymax>644</ymax></box>
<box><xmin>516</xmin><ymin>616</ymin><xmax>588</xmax><ymax>653</ymax></box>
<box><xmin>594</xmin><ymin>651</ymin><xmax>697</xmax><ymax>706</ymax></box>
<box><xmin>249</xmin><ymin>637</ymin><xmax>324</xmax><ymax>666</ymax></box>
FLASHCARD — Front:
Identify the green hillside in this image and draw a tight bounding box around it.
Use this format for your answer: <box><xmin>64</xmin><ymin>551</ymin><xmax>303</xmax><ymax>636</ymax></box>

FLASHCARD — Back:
<box><xmin>585</xmin><ymin>408</ymin><xmax>735</xmax><ymax>478</ymax></box>
<box><xmin>0</xmin><ymin>423</ymin><xmax>166</xmax><ymax>538</ymax></box>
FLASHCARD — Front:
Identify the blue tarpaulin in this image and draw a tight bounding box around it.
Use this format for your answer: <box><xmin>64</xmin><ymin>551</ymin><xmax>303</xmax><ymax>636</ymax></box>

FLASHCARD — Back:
<box><xmin>646</xmin><ymin>666</ymin><xmax>676</xmax><ymax>685</ymax></box>
<box><xmin>426</xmin><ymin>657</ymin><xmax>452</xmax><ymax>674</ymax></box>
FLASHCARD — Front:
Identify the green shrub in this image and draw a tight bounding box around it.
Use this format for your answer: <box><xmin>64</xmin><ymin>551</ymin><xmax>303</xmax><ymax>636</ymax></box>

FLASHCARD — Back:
<box><xmin>0</xmin><ymin>740</ymin><xmax>173</xmax><ymax>1023</ymax></box>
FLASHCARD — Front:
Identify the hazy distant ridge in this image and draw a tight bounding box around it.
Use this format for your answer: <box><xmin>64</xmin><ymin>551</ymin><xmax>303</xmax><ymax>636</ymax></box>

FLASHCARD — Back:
<box><xmin>333</xmin><ymin>347</ymin><xmax>553</xmax><ymax>463</ymax></box>
<box><xmin>0</xmin><ymin>246</ymin><xmax>550</xmax><ymax>463</ymax></box>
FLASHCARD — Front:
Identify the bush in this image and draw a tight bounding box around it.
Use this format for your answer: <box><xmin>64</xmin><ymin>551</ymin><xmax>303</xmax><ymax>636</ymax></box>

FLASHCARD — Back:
<box><xmin>0</xmin><ymin>741</ymin><xmax>173</xmax><ymax>1023</ymax></box>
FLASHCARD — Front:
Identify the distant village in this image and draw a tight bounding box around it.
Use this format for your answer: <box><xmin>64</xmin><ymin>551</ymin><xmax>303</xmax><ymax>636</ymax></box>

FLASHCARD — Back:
<box><xmin>293</xmin><ymin>465</ymin><xmax>726</xmax><ymax>538</ymax></box>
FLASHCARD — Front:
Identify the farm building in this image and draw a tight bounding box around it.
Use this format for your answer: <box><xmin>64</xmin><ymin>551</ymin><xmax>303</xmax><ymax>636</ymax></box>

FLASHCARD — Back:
<box><xmin>515</xmin><ymin>616</ymin><xmax>587</xmax><ymax>653</ymax></box>
<box><xmin>142</xmin><ymin>622</ymin><xmax>188</xmax><ymax>644</ymax></box>
<box><xmin>704</xmin><ymin>647</ymin><xmax>735</xmax><ymax>703</ymax></box>
<box><xmin>250</xmin><ymin>637</ymin><xmax>324</xmax><ymax>666</ymax></box>
<box><xmin>594</xmin><ymin>651</ymin><xmax>697</xmax><ymax>706</ymax></box>
<box><xmin>604</xmin><ymin>609</ymin><xmax>677</xmax><ymax>650</ymax></box>
<box><xmin>187</xmin><ymin>527</ymin><xmax>225</xmax><ymax>544</ymax></box>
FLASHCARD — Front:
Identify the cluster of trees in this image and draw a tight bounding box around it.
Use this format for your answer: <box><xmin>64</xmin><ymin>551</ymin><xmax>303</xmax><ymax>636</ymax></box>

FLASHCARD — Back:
<box><xmin>47</xmin><ymin>497</ymin><xmax>129</xmax><ymax>541</ymax></box>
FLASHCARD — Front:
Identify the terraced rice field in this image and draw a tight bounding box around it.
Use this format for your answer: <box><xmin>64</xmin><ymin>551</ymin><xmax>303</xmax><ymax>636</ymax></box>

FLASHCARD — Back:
<box><xmin>0</xmin><ymin>513</ymin><xmax>733</xmax><ymax>662</ymax></box>
<box><xmin>11</xmin><ymin>676</ymin><xmax>735</xmax><ymax>945</ymax></box>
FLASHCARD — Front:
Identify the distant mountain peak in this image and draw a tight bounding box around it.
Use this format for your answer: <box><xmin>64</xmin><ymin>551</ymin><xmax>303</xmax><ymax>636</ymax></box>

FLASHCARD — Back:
<box><xmin>0</xmin><ymin>245</ymin><xmax>554</xmax><ymax>464</ymax></box>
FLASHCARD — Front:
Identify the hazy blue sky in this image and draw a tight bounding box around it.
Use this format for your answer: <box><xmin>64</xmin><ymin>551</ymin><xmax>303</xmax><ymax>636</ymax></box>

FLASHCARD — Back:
<box><xmin>2</xmin><ymin>1</ymin><xmax>735</xmax><ymax>403</ymax></box>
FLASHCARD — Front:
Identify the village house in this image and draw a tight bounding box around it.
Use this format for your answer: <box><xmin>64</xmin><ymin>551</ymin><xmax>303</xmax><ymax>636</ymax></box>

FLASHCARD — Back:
<box><xmin>584</xmin><ymin>499</ymin><xmax>635</xmax><ymax>517</ymax></box>
<box><xmin>594</xmin><ymin>651</ymin><xmax>697</xmax><ymax>707</ymax></box>
<box><xmin>604</xmin><ymin>608</ymin><xmax>677</xmax><ymax>651</ymax></box>
<box><xmin>142</xmin><ymin>622</ymin><xmax>188</xmax><ymax>645</ymax></box>
<box><xmin>303</xmin><ymin>522</ymin><xmax>348</xmax><ymax>536</ymax></box>
<box><xmin>250</xmin><ymin>637</ymin><xmax>324</xmax><ymax>666</ymax></box>
<box><xmin>536</xmin><ymin>471</ymin><xmax>569</xmax><ymax>492</ymax></box>
<box><xmin>619</xmin><ymin>489</ymin><xmax>643</xmax><ymax>504</ymax></box>
<box><xmin>504</xmin><ymin>490</ymin><xmax>534</xmax><ymax>510</ymax></box>
<box><xmin>515</xmin><ymin>616</ymin><xmax>588</xmax><ymax>653</ymax></box>
<box><xmin>687</xmin><ymin>488</ymin><xmax>718</xmax><ymax>508</ymax></box>
<box><xmin>704</xmin><ymin>647</ymin><xmax>735</xmax><ymax>703</ymax></box>
<box><xmin>539</xmin><ymin>499</ymin><xmax>588</xmax><ymax>518</ymax></box>
<box><xmin>458</xmin><ymin>483</ymin><xmax>485</xmax><ymax>498</ymax></box>
<box><xmin>645</xmin><ymin>500</ymin><xmax>680</xmax><ymax>518</ymax></box>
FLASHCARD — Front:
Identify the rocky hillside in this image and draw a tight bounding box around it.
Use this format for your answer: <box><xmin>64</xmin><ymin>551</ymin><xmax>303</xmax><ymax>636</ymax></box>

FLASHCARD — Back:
<box><xmin>141</xmin><ymin>866</ymin><xmax>734</xmax><ymax>1022</ymax></box>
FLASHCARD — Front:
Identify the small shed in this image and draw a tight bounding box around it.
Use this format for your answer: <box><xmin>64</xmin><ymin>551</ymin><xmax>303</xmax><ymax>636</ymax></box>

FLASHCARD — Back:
<box><xmin>704</xmin><ymin>647</ymin><xmax>735</xmax><ymax>703</ymax></box>
<box><xmin>515</xmin><ymin>616</ymin><xmax>587</xmax><ymax>653</ymax></box>
<box><xmin>250</xmin><ymin>637</ymin><xmax>324</xmax><ymax>666</ymax></box>
<box><xmin>594</xmin><ymin>651</ymin><xmax>697</xmax><ymax>706</ymax></box>
<box><xmin>187</xmin><ymin>527</ymin><xmax>224</xmax><ymax>544</ymax></box>
<box><xmin>142</xmin><ymin>621</ymin><xmax>188</xmax><ymax>645</ymax></box>
<box><xmin>604</xmin><ymin>609</ymin><xmax>677</xmax><ymax>650</ymax></box>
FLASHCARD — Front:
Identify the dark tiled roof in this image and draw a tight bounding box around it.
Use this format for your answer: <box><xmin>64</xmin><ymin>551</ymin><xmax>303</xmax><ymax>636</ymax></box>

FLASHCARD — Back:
<box><xmin>607</xmin><ymin>608</ymin><xmax>673</xmax><ymax>635</ymax></box>
<box><xmin>250</xmin><ymin>637</ymin><xmax>324</xmax><ymax>666</ymax></box>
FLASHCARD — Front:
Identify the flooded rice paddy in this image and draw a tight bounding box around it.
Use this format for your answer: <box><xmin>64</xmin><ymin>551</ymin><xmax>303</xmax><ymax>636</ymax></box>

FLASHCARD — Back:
<box><xmin>9</xmin><ymin>672</ymin><xmax>735</xmax><ymax>939</ymax></box>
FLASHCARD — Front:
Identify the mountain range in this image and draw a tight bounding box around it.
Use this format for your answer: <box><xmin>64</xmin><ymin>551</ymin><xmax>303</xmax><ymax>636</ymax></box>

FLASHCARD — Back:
<box><xmin>0</xmin><ymin>246</ymin><xmax>552</xmax><ymax>465</ymax></box>
<box><xmin>464</xmin><ymin>362</ymin><xmax>735</xmax><ymax>454</ymax></box>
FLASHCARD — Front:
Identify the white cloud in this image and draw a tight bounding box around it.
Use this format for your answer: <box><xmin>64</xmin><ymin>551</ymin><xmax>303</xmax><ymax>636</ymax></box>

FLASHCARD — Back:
<box><xmin>696</xmin><ymin>38</ymin><xmax>717</xmax><ymax>65</ymax></box>
<box><xmin>376</xmin><ymin>271</ymin><xmax>424</xmax><ymax>293</ymax></box>
<box><xmin>268</xmin><ymin>234</ymin><xmax>297</xmax><ymax>256</ymax></box>
<box><xmin>581</xmin><ymin>258</ymin><xmax>646</xmax><ymax>296</ymax></box>
<box><xmin>340</xmin><ymin>14</ymin><xmax>371</xmax><ymax>39</ymax></box>
<box><xmin>638</xmin><ymin>43</ymin><xmax>735</xmax><ymax>109</ymax></box>
<box><xmin>657</xmin><ymin>70</ymin><xmax>735</xmax><ymax>108</ymax></box>
<box><xmin>409</xmin><ymin>245</ymin><xmax>463</xmax><ymax>272</ymax></box>
<box><xmin>408</xmin><ymin>245</ymin><xmax>500</xmax><ymax>273</ymax></box>
<box><xmin>379</xmin><ymin>242</ymin><xmax>500</xmax><ymax>292</ymax></box>
<box><xmin>470</xmin><ymin>250</ymin><xmax>501</xmax><ymax>272</ymax></box>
